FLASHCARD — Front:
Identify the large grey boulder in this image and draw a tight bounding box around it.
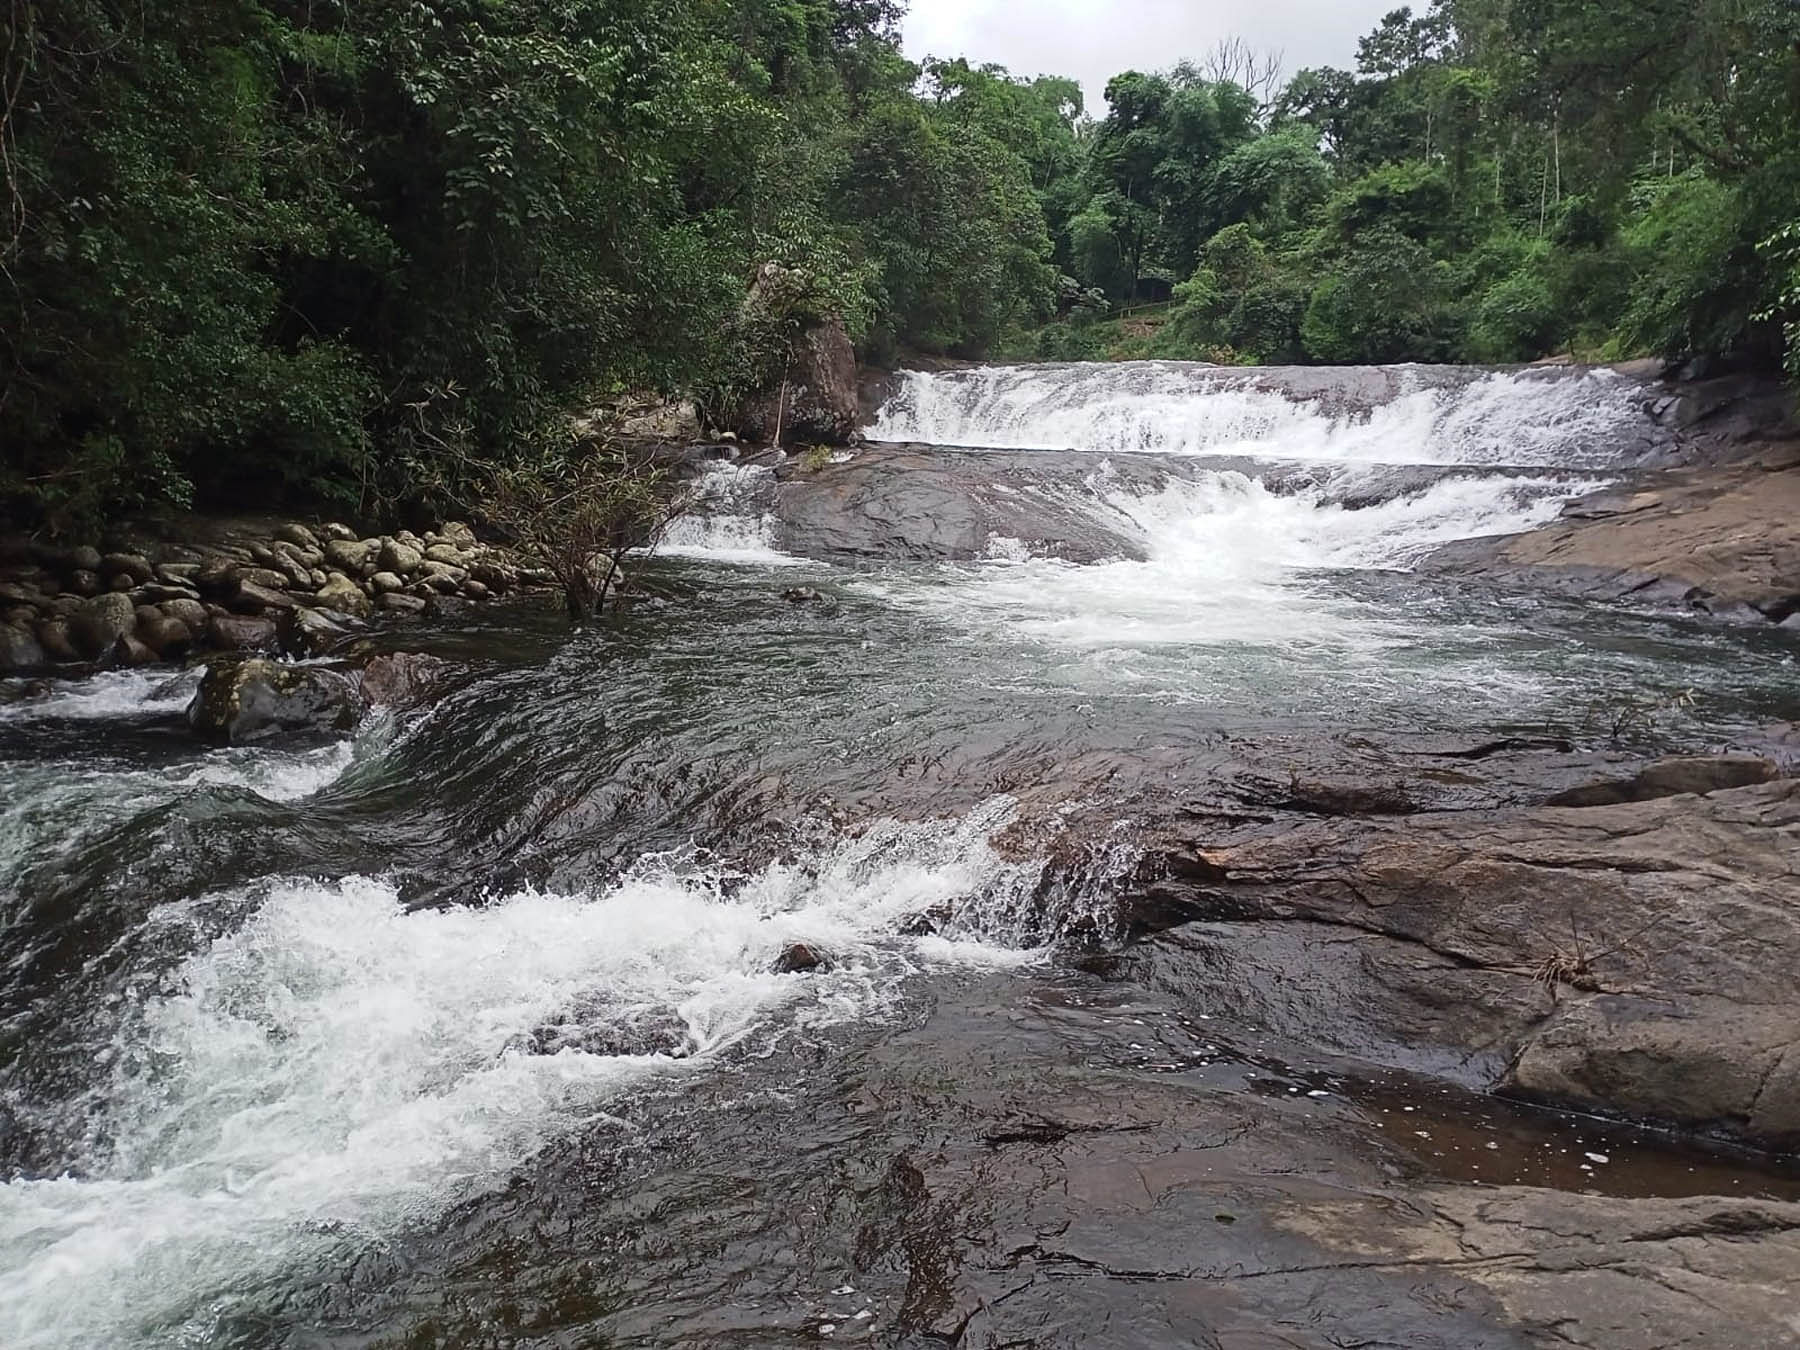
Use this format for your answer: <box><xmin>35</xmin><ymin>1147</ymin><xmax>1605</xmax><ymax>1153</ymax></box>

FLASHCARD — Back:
<box><xmin>186</xmin><ymin>657</ymin><xmax>359</xmax><ymax>744</ymax></box>
<box><xmin>0</xmin><ymin>623</ymin><xmax>46</xmax><ymax>672</ymax></box>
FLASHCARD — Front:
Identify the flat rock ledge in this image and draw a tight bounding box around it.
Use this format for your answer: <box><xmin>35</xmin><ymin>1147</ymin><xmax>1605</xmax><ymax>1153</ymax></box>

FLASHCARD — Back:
<box><xmin>1427</xmin><ymin>447</ymin><xmax>1800</xmax><ymax>625</ymax></box>
<box><xmin>1125</xmin><ymin>773</ymin><xmax>1800</xmax><ymax>1148</ymax></box>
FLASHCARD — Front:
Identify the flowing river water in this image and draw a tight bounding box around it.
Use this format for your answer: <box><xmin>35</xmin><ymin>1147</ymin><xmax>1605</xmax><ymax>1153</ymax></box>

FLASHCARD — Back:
<box><xmin>4</xmin><ymin>362</ymin><xmax>1800</xmax><ymax>1347</ymax></box>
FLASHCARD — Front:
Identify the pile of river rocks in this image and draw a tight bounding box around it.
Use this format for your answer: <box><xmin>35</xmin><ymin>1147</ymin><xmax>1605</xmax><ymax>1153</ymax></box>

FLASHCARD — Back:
<box><xmin>0</xmin><ymin>520</ymin><xmax>537</xmax><ymax>671</ymax></box>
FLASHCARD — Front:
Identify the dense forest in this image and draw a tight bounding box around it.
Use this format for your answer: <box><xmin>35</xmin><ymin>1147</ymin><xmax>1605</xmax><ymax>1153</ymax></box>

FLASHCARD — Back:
<box><xmin>2</xmin><ymin>0</ymin><xmax>1798</xmax><ymax>532</ymax></box>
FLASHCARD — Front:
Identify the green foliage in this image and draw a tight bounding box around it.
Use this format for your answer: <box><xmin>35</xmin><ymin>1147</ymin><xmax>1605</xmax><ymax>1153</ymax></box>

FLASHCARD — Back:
<box><xmin>0</xmin><ymin>0</ymin><xmax>1047</xmax><ymax>532</ymax></box>
<box><xmin>7</xmin><ymin>0</ymin><xmax>1800</xmax><ymax>533</ymax></box>
<box><xmin>1302</xmin><ymin>227</ymin><xmax>1460</xmax><ymax>363</ymax></box>
<box><xmin>1027</xmin><ymin>0</ymin><xmax>1800</xmax><ymax>374</ymax></box>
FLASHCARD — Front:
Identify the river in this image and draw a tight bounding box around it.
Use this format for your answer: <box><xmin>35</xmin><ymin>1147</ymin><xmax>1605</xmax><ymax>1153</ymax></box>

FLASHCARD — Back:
<box><xmin>3</xmin><ymin>362</ymin><xmax>1799</xmax><ymax>1347</ymax></box>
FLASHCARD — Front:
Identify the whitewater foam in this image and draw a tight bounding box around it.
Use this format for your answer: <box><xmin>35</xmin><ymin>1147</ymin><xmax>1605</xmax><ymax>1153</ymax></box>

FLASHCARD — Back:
<box><xmin>872</xmin><ymin>363</ymin><xmax>1658</xmax><ymax>469</ymax></box>
<box><xmin>0</xmin><ymin>669</ymin><xmax>199</xmax><ymax>724</ymax></box>
<box><xmin>660</xmin><ymin>462</ymin><xmax>807</xmax><ymax>566</ymax></box>
<box><xmin>0</xmin><ymin>802</ymin><xmax>1052</xmax><ymax>1349</ymax></box>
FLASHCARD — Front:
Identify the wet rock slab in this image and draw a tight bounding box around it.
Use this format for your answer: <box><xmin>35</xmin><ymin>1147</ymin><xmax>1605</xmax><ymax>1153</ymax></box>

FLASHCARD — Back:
<box><xmin>280</xmin><ymin>968</ymin><xmax>1800</xmax><ymax>1349</ymax></box>
<box><xmin>1128</xmin><ymin>774</ymin><xmax>1800</xmax><ymax>1147</ymax></box>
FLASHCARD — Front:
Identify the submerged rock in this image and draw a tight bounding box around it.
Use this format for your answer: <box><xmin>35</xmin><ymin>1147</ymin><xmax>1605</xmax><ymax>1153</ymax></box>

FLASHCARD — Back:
<box><xmin>771</xmin><ymin>942</ymin><xmax>831</xmax><ymax>974</ymax></box>
<box><xmin>357</xmin><ymin>651</ymin><xmax>450</xmax><ymax>709</ymax></box>
<box><xmin>187</xmin><ymin>657</ymin><xmax>359</xmax><ymax>744</ymax></box>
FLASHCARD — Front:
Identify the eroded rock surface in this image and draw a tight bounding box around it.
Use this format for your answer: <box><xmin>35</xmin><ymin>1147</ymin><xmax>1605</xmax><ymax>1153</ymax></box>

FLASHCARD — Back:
<box><xmin>1430</xmin><ymin>449</ymin><xmax>1800</xmax><ymax>622</ymax></box>
<box><xmin>1128</xmin><ymin>775</ymin><xmax>1800</xmax><ymax>1144</ymax></box>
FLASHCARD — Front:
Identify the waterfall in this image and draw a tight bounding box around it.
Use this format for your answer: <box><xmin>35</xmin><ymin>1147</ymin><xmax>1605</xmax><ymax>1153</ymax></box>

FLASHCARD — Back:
<box><xmin>870</xmin><ymin>362</ymin><xmax>1664</xmax><ymax>470</ymax></box>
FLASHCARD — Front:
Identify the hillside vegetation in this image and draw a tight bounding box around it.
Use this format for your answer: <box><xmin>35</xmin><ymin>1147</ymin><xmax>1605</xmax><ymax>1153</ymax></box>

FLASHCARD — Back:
<box><xmin>3</xmin><ymin>0</ymin><xmax>1797</xmax><ymax>530</ymax></box>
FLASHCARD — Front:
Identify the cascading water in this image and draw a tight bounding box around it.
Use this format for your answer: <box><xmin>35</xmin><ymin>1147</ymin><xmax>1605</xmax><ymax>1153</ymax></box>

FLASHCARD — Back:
<box><xmin>870</xmin><ymin>361</ymin><xmax>1665</xmax><ymax>468</ymax></box>
<box><xmin>4</xmin><ymin>361</ymin><xmax>1796</xmax><ymax>1349</ymax></box>
<box><xmin>849</xmin><ymin>363</ymin><xmax>1662</xmax><ymax>658</ymax></box>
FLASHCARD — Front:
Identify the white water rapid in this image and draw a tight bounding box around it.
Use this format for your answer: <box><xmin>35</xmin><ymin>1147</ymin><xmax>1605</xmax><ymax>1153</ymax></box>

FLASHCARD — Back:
<box><xmin>871</xmin><ymin>361</ymin><xmax>1660</xmax><ymax>468</ymax></box>
<box><xmin>0</xmin><ymin>781</ymin><xmax>1059</xmax><ymax>1349</ymax></box>
<box><xmin>851</xmin><ymin>362</ymin><xmax>1664</xmax><ymax>665</ymax></box>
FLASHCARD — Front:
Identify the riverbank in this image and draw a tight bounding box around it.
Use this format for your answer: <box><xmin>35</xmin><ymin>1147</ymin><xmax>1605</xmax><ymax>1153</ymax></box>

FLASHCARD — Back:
<box><xmin>0</xmin><ymin>514</ymin><xmax>537</xmax><ymax>674</ymax></box>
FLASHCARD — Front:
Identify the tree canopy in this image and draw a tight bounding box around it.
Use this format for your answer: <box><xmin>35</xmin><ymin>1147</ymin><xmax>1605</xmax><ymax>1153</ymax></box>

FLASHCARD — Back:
<box><xmin>3</xmin><ymin>0</ymin><xmax>1797</xmax><ymax>531</ymax></box>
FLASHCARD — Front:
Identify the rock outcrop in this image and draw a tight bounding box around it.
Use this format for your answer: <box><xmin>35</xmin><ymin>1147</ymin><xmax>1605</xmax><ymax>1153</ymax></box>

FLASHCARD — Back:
<box><xmin>186</xmin><ymin>657</ymin><xmax>360</xmax><ymax>744</ymax></box>
<box><xmin>1125</xmin><ymin>770</ymin><xmax>1800</xmax><ymax>1145</ymax></box>
<box><xmin>1429</xmin><ymin>446</ymin><xmax>1800</xmax><ymax>623</ymax></box>
<box><xmin>730</xmin><ymin>263</ymin><xmax>859</xmax><ymax>446</ymax></box>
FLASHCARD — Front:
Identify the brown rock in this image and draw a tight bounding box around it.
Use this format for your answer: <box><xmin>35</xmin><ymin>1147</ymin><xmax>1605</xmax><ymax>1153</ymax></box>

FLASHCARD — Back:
<box><xmin>0</xmin><ymin>623</ymin><xmax>46</xmax><ymax>672</ymax></box>
<box><xmin>314</xmin><ymin>572</ymin><xmax>372</xmax><ymax>618</ymax></box>
<box><xmin>733</xmin><ymin>310</ymin><xmax>859</xmax><ymax>445</ymax></box>
<box><xmin>357</xmin><ymin>651</ymin><xmax>450</xmax><ymax>708</ymax></box>
<box><xmin>35</xmin><ymin>617</ymin><xmax>77</xmax><ymax>662</ymax></box>
<box><xmin>378</xmin><ymin>592</ymin><xmax>428</xmax><ymax>615</ymax></box>
<box><xmin>136</xmin><ymin>614</ymin><xmax>194</xmax><ymax>657</ymax></box>
<box><xmin>99</xmin><ymin>552</ymin><xmax>153</xmax><ymax>585</ymax></box>
<box><xmin>160</xmin><ymin>598</ymin><xmax>210</xmax><ymax>633</ymax></box>
<box><xmin>208</xmin><ymin>613</ymin><xmax>280</xmax><ymax>653</ymax></box>
<box><xmin>233</xmin><ymin>580</ymin><xmax>300</xmax><ymax>614</ymax></box>
<box><xmin>323</xmin><ymin>539</ymin><xmax>373</xmax><ymax>572</ymax></box>
<box><xmin>71</xmin><ymin>592</ymin><xmax>139</xmax><ymax>657</ymax></box>
<box><xmin>1131</xmin><ymin>778</ymin><xmax>1800</xmax><ymax>1146</ymax></box>
<box><xmin>187</xmin><ymin>657</ymin><xmax>359</xmax><ymax>743</ymax></box>
<box><xmin>1546</xmin><ymin>754</ymin><xmax>1778</xmax><ymax>807</ymax></box>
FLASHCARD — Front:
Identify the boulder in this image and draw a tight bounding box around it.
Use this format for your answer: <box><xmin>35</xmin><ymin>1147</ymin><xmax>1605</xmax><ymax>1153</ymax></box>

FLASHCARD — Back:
<box><xmin>274</xmin><ymin>522</ymin><xmax>320</xmax><ymax>550</ymax></box>
<box><xmin>136</xmin><ymin>614</ymin><xmax>194</xmax><ymax>658</ymax></box>
<box><xmin>378</xmin><ymin>592</ymin><xmax>428</xmax><ymax>615</ymax></box>
<box><xmin>319</xmin><ymin>522</ymin><xmax>357</xmax><ymax>542</ymax></box>
<box><xmin>71</xmin><ymin>592</ymin><xmax>140</xmax><ymax>658</ymax></box>
<box><xmin>34</xmin><ymin>618</ymin><xmax>77</xmax><ymax>663</ymax></box>
<box><xmin>438</xmin><ymin>521</ymin><xmax>478</xmax><ymax>550</ymax></box>
<box><xmin>469</xmin><ymin>560</ymin><xmax>517</xmax><ymax>592</ymax></box>
<box><xmin>771</xmin><ymin>942</ymin><xmax>831</xmax><ymax>974</ymax></box>
<box><xmin>357</xmin><ymin>651</ymin><xmax>450</xmax><ymax>708</ymax></box>
<box><xmin>67</xmin><ymin>569</ymin><xmax>101</xmax><ymax>597</ymax></box>
<box><xmin>99</xmin><ymin>552</ymin><xmax>153</xmax><ymax>585</ymax></box>
<box><xmin>1545</xmin><ymin>754</ymin><xmax>1777</xmax><ymax>807</ymax></box>
<box><xmin>187</xmin><ymin>658</ymin><xmax>360</xmax><ymax>744</ymax></box>
<box><xmin>279</xmin><ymin>606</ymin><xmax>359</xmax><ymax>657</ymax></box>
<box><xmin>369</xmin><ymin>571</ymin><xmax>406</xmax><ymax>596</ymax></box>
<box><xmin>734</xmin><ymin>316</ymin><xmax>859</xmax><ymax>446</ymax></box>
<box><xmin>51</xmin><ymin>544</ymin><xmax>104</xmax><ymax>576</ymax></box>
<box><xmin>134</xmin><ymin>583</ymin><xmax>201</xmax><ymax>605</ymax></box>
<box><xmin>193</xmin><ymin>559</ymin><xmax>241</xmax><ymax>598</ymax></box>
<box><xmin>379</xmin><ymin>538</ymin><xmax>424</xmax><ymax>574</ymax></box>
<box><xmin>233</xmin><ymin>580</ymin><xmax>300</xmax><ymax>614</ymax></box>
<box><xmin>0</xmin><ymin>624</ymin><xmax>46</xmax><ymax>672</ymax></box>
<box><xmin>422</xmin><ymin>543</ymin><xmax>468</xmax><ymax>566</ymax></box>
<box><xmin>208</xmin><ymin>613</ymin><xmax>280</xmax><ymax>653</ymax></box>
<box><xmin>108</xmin><ymin>634</ymin><xmax>157</xmax><ymax>667</ymax></box>
<box><xmin>1128</xmin><ymin>777</ymin><xmax>1800</xmax><ymax>1146</ymax></box>
<box><xmin>0</xmin><ymin>580</ymin><xmax>46</xmax><ymax>609</ymax></box>
<box><xmin>323</xmin><ymin>538</ymin><xmax>373</xmax><ymax>573</ymax></box>
<box><xmin>314</xmin><ymin>572</ymin><xmax>372</xmax><ymax>618</ymax></box>
<box><xmin>159</xmin><ymin>598</ymin><xmax>211</xmax><ymax>633</ymax></box>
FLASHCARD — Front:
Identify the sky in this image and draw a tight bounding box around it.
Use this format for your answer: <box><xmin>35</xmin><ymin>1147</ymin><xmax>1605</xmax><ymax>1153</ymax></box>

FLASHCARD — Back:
<box><xmin>901</xmin><ymin>0</ymin><xmax>1399</xmax><ymax>114</ymax></box>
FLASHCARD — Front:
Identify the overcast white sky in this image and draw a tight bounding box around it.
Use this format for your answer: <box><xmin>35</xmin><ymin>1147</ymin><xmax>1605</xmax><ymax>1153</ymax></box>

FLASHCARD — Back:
<box><xmin>902</xmin><ymin>0</ymin><xmax>1399</xmax><ymax>114</ymax></box>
